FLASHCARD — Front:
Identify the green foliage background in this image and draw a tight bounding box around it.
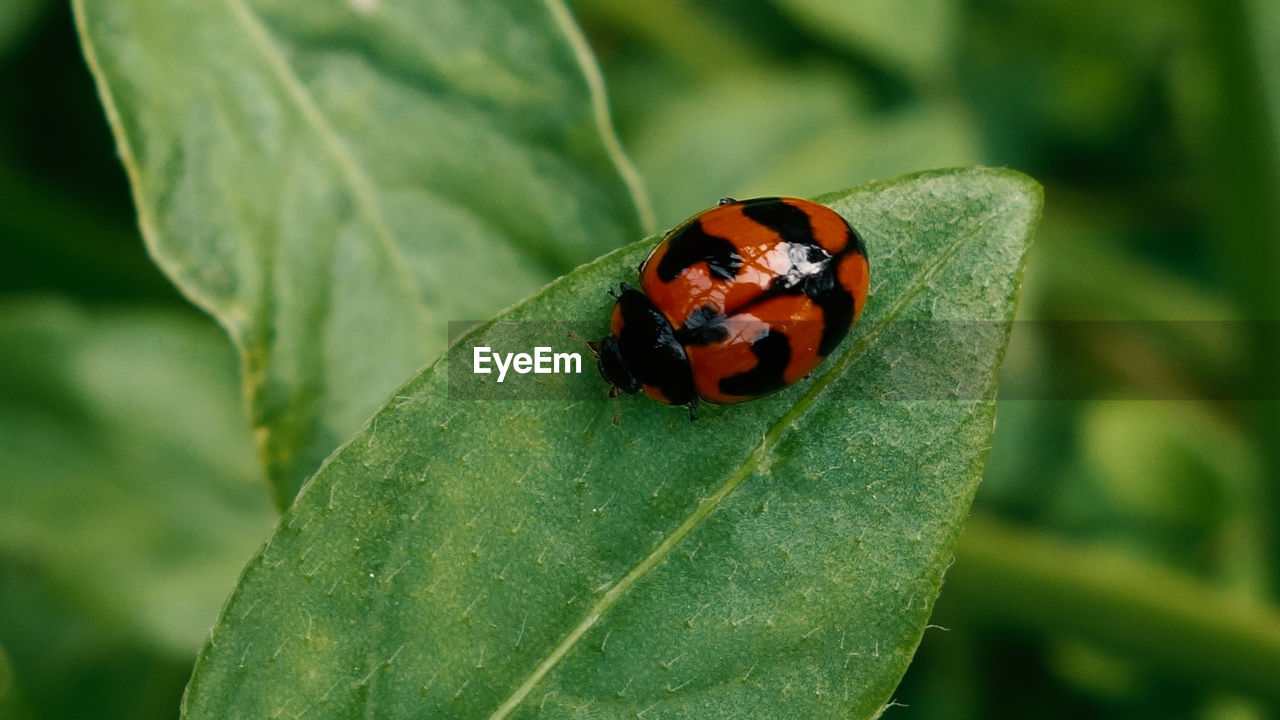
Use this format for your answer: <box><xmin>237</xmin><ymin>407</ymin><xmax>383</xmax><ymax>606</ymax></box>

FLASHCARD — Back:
<box><xmin>1</xmin><ymin>0</ymin><xmax>1277</xmax><ymax>718</ymax></box>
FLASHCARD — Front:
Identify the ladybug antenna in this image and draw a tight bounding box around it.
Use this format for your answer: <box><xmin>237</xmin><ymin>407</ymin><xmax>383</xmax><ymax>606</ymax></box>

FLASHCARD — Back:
<box><xmin>565</xmin><ymin>331</ymin><xmax>600</xmax><ymax>357</ymax></box>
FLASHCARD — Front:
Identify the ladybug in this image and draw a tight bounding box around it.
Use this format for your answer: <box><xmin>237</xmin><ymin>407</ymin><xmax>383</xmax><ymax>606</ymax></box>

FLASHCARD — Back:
<box><xmin>593</xmin><ymin>196</ymin><xmax>870</xmax><ymax>419</ymax></box>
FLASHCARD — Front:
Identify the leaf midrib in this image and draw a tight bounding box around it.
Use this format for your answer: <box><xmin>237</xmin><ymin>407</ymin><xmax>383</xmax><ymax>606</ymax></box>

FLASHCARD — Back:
<box><xmin>222</xmin><ymin>0</ymin><xmax>431</xmax><ymax>331</ymax></box>
<box><xmin>540</xmin><ymin>0</ymin><xmax>655</xmax><ymax>236</ymax></box>
<box><xmin>484</xmin><ymin>193</ymin><xmax>1022</xmax><ymax>720</ymax></box>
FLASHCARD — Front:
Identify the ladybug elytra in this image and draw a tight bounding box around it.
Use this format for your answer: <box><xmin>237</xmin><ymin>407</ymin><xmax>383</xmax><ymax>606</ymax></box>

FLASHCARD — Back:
<box><xmin>593</xmin><ymin>197</ymin><xmax>870</xmax><ymax>419</ymax></box>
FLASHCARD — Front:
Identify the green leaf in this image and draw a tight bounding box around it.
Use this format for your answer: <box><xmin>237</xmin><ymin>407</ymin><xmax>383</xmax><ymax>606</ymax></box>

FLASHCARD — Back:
<box><xmin>945</xmin><ymin>516</ymin><xmax>1280</xmax><ymax>704</ymax></box>
<box><xmin>1251</xmin><ymin>0</ymin><xmax>1280</xmax><ymax>162</ymax></box>
<box><xmin>627</xmin><ymin>67</ymin><xmax>979</xmax><ymax>228</ymax></box>
<box><xmin>0</xmin><ymin>0</ymin><xmax>46</xmax><ymax>59</ymax></box>
<box><xmin>0</xmin><ymin>643</ymin><xmax>16</xmax><ymax>717</ymax></box>
<box><xmin>0</xmin><ymin>299</ymin><xmax>275</xmax><ymax>655</ymax></box>
<box><xmin>182</xmin><ymin>168</ymin><xmax>1040</xmax><ymax>719</ymax></box>
<box><xmin>0</xmin><ymin>570</ymin><xmax>193</xmax><ymax>720</ymax></box>
<box><xmin>771</xmin><ymin>0</ymin><xmax>959</xmax><ymax>79</ymax></box>
<box><xmin>73</xmin><ymin>0</ymin><xmax>650</xmax><ymax>508</ymax></box>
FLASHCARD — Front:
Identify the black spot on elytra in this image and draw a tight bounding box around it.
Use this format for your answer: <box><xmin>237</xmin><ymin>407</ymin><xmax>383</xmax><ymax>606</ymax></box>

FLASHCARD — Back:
<box><xmin>656</xmin><ymin>221</ymin><xmax>742</xmax><ymax>282</ymax></box>
<box><xmin>675</xmin><ymin>304</ymin><xmax>729</xmax><ymax>346</ymax></box>
<box><xmin>849</xmin><ymin>224</ymin><xmax>867</xmax><ymax>258</ymax></box>
<box><xmin>719</xmin><ymin>330</ymin><xmax>791</xmax><ymax>398</ymax></box>
<box><xmin>811</xmin><ymin>270</ymin><xmax>856</xmax><ymax>356</ymax></box>
<box><xmin>740</xmin><ymin>198</ymin><xmax>816</xmax><ymax>247</ymax></box>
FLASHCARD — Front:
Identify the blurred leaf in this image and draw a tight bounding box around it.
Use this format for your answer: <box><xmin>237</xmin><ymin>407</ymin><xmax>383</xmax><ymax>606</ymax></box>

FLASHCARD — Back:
<box><xmin>1245</xmin><ymin>0</ymin><xmax>1279</xmax><ymax>164</ymax></box>
<box><xmin>571</xmin><ymin>1</ymin><xmax>758</xmax><ymax>77</ymax></box>
<box><xmin>73</xmin><ymin>0</ymin><xmax>651</xmax><ymax>508</ymax></box>
<box><xmin>181</xmin><ymin>169</ymin><xmax>1039</xmax><ymax>720</ymax></box>
<box><xmin>1028</xmin><ymin>208</ymin><xmax>1245</xmax><ymax>404</ymax></box>
<box><xmin>975</xmin><ymin>401</ymin><xmax>1076</xmax><ymax>523</ymax></box>
<box><xmin>1192</xmin><ymin>0</ymin><xmax>1280</xmax><ymax>593</ymax></box>
<box><xmin>0</xmin><ymin>299</ymin><xmax>275</xmax><ymax>655</ymax></box>
<box><xmin>0</xmin><ymin>161</ymin><xmax>175</xmax><ymax>302</ymax></box>
<box><xmin>629</xmin><ymin>67</ymin><xmax>979</xmax><ymax>228</ymax></box>
<box><xmin>0</xmin><ymin>0</ymin><xmax>47</xmax><ymax>58</ymax></box>
<box><xmin>0</xmin><ymin>641</ymin><xmax>19</xmax><ymax>718</ymax></box>
<box><xmin>1032</xmin><ymin>209</ymin><xmax>1234</xmax><ymax>322</ymax></box>
<box><xmin>960</xmin><ymin>0</ymin><xmax>1191</xmax><ymax>169</ymax></box>
<box><xmin>947</xmin><ymin>516</ymin><xmax>1280</xmax><ymax>704</ymax></box>
<box><xmin>1079</xmin><ymin>403</ymin><xmax>1253</xmax><ymax>530</ymax></box>
<box><xmin>771</xmin><ymin>0</ymin><xmax>958</xmax><ymax>79</ymax></box>
<box><xmin>1045</xmin><ymin>638</ymin><xmax>1140</xmax><ymax>700</ymax></box>
<box><xmin>0</xmin><ymin>565</ymin><xmax>193</xmax><ymax>720</ymax></box>
<box><xmin>1062</xmin><ymin>402</ymin><xmax>1269</xmax><ymax>595</ymax></box>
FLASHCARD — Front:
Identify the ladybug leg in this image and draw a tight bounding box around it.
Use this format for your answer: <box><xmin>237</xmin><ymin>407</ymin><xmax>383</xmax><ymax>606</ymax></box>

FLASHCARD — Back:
<box><xmin>717</xmin><ymin>197</ymin><xmax>737</xmax><ymax>206</ymax></box>
<box><xmin>611</xmin><ymin>391</ymin><xmax>622</xmax><ymax>427</ymax></box>
<box><xmin>685</xmin><ymin>396</ymin><xmax>700</xmax><ymax>421</ymax></box>
<box><xmin>608</xmin><ymin>282</ymin><xmax>637</xmax><ymax>300</ymax></box>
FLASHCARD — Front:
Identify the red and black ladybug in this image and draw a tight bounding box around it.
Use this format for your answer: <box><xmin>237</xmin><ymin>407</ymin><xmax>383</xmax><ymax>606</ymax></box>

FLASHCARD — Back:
<box><xmin>594</xmin><ymin>196</ymin><xmax>870</xmax><ymax>419</ymax></box>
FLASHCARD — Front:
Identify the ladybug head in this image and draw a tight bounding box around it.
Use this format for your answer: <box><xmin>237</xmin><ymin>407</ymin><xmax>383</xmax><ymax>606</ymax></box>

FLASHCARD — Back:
<box><xmin>567</xmin><ymin>330</ymin><xmax>641</xmax><ymax>397</ymax></box>
<box><xmin>595</xmin><ymin>335</ymin><xmax>641</xmax><ymax>396</ymax></box>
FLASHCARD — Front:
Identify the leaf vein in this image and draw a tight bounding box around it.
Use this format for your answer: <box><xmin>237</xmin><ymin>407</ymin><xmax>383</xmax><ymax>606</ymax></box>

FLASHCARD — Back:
<box><xmin>540</xmin><ymin>0</ymin><xmax>655</xmax><ymax>235</ymax></box>
<box><xmin>222</xmin><ymin>0</ymin><xmax>430</xmax><ymax>329</ymax></box>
